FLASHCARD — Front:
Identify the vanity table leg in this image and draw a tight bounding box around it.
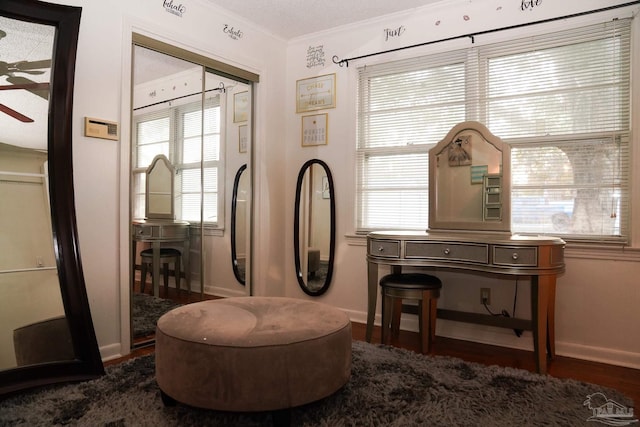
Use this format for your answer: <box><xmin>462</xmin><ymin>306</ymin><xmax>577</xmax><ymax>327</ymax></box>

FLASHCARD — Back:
<box><xmin>366</xmin><ymin>260</ymin><xmax>379</xmax><ymax>342</ymax></box>
<box><xmin>183</xmin><ymin>239</ymin><xmax>191</xmax><ymax>295</ymax></box>
<box><xmin>131</xmin><ymin>239</ymin><xmax>137</xmax><ymax>292</ymax></box>
<box><xmin>544</xmin><ymin>275</ymin><xmax>557</xmax><ymax>359</ymax></box>
<box><xmin>152</xmin><ymin>241</ymin><xmax>161</xmax><ymax>298</ymax></box>
<box><xmin>531</xmin><ymin>275</ymin><xmax>550</xmax><ymax>374</ymax></box>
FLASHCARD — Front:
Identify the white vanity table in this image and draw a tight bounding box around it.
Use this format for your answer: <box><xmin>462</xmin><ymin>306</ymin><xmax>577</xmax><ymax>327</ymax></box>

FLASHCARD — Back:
<box><xmin>367</xmin><ymin>122</ymin><xmax>565</xmax><ymax>374</ymax></box>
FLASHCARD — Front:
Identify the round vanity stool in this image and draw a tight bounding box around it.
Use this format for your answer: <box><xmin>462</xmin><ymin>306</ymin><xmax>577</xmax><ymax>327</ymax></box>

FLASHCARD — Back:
<box><xmin>380</xmin><ymin>273</ymin><xmax>442</xmax><ymax>354</ymax></box>
<box><xmin>155</xmin><ymin>296</ymin><xmax>352</xmax><ymax>418</ymax></box>
<box><xmin>139</xmin><ymin>248</ymin><xmax>183</xmax><ymax>295</ymax></box>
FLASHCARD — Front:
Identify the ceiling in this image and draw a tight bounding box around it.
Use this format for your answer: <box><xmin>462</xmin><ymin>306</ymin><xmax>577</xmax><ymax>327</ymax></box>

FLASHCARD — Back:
<box><xmin>203</xmin><ymin>0</ymin><xmax>445</xmax><ymax>39</ymax></box>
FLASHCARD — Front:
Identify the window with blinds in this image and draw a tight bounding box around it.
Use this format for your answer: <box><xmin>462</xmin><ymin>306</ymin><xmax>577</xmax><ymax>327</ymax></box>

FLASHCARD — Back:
<box><xmin>132</xmin><ymin>97</ymin><xmax>222</xmax><ymax>225</ymax></box>
<box><xmin>356</xmin><ymin>19</ymin><xmax>631</xmax><ymax>241</ymax></box>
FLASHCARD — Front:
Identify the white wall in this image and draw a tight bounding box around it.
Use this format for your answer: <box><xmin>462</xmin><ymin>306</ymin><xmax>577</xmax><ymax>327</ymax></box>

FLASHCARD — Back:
<box><xmin>283</xmin><ymin>0</ymin><xmax>640</xmax><ymax>368</ymax></box>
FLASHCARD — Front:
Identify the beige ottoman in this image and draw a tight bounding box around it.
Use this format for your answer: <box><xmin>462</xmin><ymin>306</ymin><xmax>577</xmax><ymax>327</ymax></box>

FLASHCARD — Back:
<box><xmin>155</xmin><ymin>296</ymin><xmax>351</xmax><ymax>414</ymax></box>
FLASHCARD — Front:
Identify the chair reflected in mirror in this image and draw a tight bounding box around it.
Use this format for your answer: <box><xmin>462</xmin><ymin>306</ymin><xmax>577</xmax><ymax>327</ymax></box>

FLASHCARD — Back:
<box><xmin>139</xmin><ymin>247</ymin><xmax>186</xmax><ymax>296</ymax></box>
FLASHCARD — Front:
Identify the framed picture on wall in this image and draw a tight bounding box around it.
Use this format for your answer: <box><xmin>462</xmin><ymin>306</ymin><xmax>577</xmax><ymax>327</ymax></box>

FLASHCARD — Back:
<box><xmin>296</xmin><ymin>73</ymin><xmax>335</xmax><ymax>113</ymax></box>
<box><xmin>238</xmin><ymin>125</ymin><xmax>248</xmax><ymax>153</ymax></box>
<box><xmin>233</xmin><ymin>91</ymin><xmax>248</xmax><ymax>123</ymax></box>
<box><xmin>301</xmin><ymin>113</ymin><xmax>328</xmax><ymax>147</ymax></box>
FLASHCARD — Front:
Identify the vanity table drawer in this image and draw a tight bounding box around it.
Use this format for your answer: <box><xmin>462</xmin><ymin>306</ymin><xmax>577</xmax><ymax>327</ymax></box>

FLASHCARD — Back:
<box><xmin>369</xmin><ymin>239</ymin><xmax>400</xmax><ymax>258</ymax></box>
<box><xmin>160</xmin><ymin>225</ymin><xmax>189</xmax><ymax>239</ymax></box>
<box><xmin>405</xmin><ymin>241</ymin><xmax>488</xmax><ymax>264</ymax></box>
<box><xmin>133</xmin><ymin>225</ymin><xmax>153</xmax><ymax>238</ymax></box>
<box><xmin>493</xmin><ymin>246</ymin><xmax>537</xmax><ymax>267</ymax></box>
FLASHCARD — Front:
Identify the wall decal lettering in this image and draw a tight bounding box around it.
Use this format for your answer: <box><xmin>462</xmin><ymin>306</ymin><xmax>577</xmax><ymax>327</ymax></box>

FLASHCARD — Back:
<box><xmin>223</xmin><ymin>24</ymin><xmax>243</xmax><ymax>40</ymax></box>
<box><xmin>521</xmin><ymin>0</ymin><xmax>542</xmax><ymax>11</ymax></box>
<box><xmin>306</xmin><ymin>45</ymin><xmax>325</xmax><ymax>68</ymax></box>
<box><xmin>163</xmin><ymin>0</ymin><xmax>185</xmax><ymax>17</ymax></box>
<box><xmin>384</xmin><ymin>25</ymin><xmax>405</xmax><ymax>41</ymax></box>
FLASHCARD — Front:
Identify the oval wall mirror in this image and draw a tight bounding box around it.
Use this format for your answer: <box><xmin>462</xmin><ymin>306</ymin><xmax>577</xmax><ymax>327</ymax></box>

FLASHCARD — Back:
<box><xmin>231</xmin><ymin>164</ymin><xmax>248</xmax><ymax>285</ymax></box>
<box><xmin>294</xmin><ymin>159</ymin><xmax>335</xmax><ymax>296</ymax></box>
<box><xmin>0</xmin><ymin>0</ymin><xmax>104</xmax><ymax>396</ymax></box>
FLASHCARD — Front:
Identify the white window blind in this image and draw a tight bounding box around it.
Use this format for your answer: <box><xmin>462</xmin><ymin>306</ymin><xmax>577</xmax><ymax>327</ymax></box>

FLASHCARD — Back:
<box><xmin>357</xmin><ymin>18</ymin><xmax>631</xmax><ymax>241</ymax></box>
<box><xmin>356</xmin><ymin>50</ymin><xmax>468</xmax><ymax>230</ymax></box>
<box><xmin>133</xmin><ymin>97</ymin><xmax>222</xmax><ymax>225</ymax></box>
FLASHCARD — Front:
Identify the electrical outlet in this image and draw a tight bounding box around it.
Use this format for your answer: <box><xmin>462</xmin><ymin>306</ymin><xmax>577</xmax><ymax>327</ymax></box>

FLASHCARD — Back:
<box><xmin>480</xmin><ymin>288</ymin><xmax>491</xmax><ymax>305</ymax></box>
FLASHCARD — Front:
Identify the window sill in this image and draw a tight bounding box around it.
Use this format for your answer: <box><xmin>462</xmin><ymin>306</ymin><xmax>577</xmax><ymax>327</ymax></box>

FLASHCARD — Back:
<box><xmin>189</xmin><ymin>224</ymin><xmax>224</xmax><ymax>237</ymax></box>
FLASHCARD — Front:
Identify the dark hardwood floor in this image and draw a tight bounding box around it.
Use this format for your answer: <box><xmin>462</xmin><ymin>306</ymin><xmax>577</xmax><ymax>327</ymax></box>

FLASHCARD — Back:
<box><xmin>114</xmin><ymin>290</ymin><xmax>640</xmax><ymax>410</ymax></box>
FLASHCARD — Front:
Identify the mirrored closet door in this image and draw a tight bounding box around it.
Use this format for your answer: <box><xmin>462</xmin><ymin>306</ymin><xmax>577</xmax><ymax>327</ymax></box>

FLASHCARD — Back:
<box><xmin>130</xmin><ymin>37</ymin><xmax>256</xmax><ymax>346</ymax></box>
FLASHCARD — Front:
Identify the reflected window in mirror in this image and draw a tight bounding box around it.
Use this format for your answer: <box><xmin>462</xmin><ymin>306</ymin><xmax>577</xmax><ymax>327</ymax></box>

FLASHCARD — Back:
<box><xmin>294</xmin><ymin>159</ymin><xmax>335</xmax><ymax>296</ymax></box>
<box><xmin>131</xmin><ymin>46</ymin><xmax>226</xmax><ymax>227</ymax></box>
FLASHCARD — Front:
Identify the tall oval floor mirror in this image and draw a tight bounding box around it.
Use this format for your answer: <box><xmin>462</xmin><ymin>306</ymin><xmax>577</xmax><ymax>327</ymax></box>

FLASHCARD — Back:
<box><xmin>0</xmin><ymin>0</ymin><xmax>104</xmax><ymax>396</ymax></box>
<box><xmin>294</xmin><ymin>159</ymin><xmax>336</xmax><ymax>296</ymax></box>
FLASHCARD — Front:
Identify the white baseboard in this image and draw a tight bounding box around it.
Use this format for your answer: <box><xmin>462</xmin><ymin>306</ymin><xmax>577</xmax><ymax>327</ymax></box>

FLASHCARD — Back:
<box><xmin>100</xmin><ymin>342</ymin><xmax>125</xmax><ymax>362</ymax></box>
<box><xmin>344</xmin><ymin>309</ymin><xmax>640</xmax><ymax>370</ymax></box>
<box><xmin>556</xmin><ymin>341</ymin><xmax>640</xmax><ymax>370</ymax></box>
<box><xmin>203</xmin><ymin>285</ymin><xmax>246</xmax><ymax>298</ymax></box>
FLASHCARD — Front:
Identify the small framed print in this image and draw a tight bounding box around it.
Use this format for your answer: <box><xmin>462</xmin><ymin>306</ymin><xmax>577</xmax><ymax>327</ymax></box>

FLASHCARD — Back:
<box><xmin>296</xmin><ymin>73</ymin><xmax>335</xmax><ymax>113</ymax></box>
<box><xmin>301</xmin><ymin>113</ymin><xmax>328</xmax><ymax>147</ymax></box>
<box><xmin>233</xmin><ymin>91</ymin><xmax>248</xmax><ymax>123</ymax></box>
<box><xmin>238</xmin><ymin>125</ymin><xmax>248</xmax><ymax>153</ymax></box>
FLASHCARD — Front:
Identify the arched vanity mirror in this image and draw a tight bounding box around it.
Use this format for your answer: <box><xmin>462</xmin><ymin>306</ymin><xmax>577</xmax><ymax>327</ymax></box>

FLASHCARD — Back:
<box><xmin>0</xmin><ymin>0</ymin><xmax>104</xmax><ymax>396</ymax></box>
<box><xmin>429</xmin><ymin>121</ymin><xmax>511</xmax><ymax>233</ymax></box>
<box><xmin>145</xmin><ymin>154</ymin><xmax>175</xmax><ymax>220</ymax></box>
<box><xmin>231</xmin><ymin>164</ymin><xmax>248</xmax><ymax>285</ymax></box>
<box><xmin>294</xmin><ymin>160</ymin><xmax>336</xmax><ymax>296</ymax></box>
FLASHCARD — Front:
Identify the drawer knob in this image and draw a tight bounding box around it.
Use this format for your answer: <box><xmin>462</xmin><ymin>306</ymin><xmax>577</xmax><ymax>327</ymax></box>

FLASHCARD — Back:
<box><xmin>443</xmin><ymin>248</ymin><xmax>451</xmax><ymax>255</ymax></box>
<box><xmin>377</xmin><ymin>246</ymin><xmax>385</xmax><ymax>252</ymax></box>
<box><xmin>512</xmin><ymin>252</ymin><xmax>519</xmax><ymax>260</ymax></box>
<box><xmin>138</xmin><ymin>229</ymin><xmax>144</xmax><ymax>235</ymax></box>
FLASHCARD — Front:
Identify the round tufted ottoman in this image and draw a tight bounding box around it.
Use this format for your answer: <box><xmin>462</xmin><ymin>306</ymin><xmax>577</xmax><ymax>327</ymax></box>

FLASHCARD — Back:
<box><xmin>155</xmin><ymin>296</ymin><xmax>352</xmax><ymax>413</ymax></box>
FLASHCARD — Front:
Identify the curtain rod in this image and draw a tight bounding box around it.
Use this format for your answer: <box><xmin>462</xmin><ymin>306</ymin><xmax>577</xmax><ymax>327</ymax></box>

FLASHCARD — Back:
<box><xmin>332</xmin><ymin>1</ymin><xmax>640</xmax><ymax>67</ymax></box>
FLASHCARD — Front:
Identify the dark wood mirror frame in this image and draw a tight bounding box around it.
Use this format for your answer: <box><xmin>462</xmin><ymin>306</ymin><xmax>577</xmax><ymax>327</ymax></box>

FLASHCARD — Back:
<box><xmin>293</xmin><ymin>159</ymin><xmax>336</xmax><ymax>296</ymax></box>
<box><xmin>231</xmin><ymin>164</ymin><xmax>247</xmax><ymax>285</ymax></box>
<box><xmin>0</xmin><ymin>0</ymin><xmax>104</xmax><ymax>396</ymax></box>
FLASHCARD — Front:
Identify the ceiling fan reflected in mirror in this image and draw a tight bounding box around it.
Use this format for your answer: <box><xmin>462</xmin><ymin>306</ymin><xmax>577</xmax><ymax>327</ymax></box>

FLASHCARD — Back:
<box><xmin>0</xmin><ymin>28</ymin><xmax>52</xmax><ymax>122</ymax></box>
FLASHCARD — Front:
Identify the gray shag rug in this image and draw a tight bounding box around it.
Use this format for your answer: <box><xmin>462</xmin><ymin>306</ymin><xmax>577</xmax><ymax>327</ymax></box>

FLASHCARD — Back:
<box><xmin>0</xmin><ymin>341</ymin><xmax>633</xmax><ymax>426</ymax></box>
<box><xmin>132</xmin><ymin>293</ymin><xmax>182</xmax><ymax>339</ymax></box>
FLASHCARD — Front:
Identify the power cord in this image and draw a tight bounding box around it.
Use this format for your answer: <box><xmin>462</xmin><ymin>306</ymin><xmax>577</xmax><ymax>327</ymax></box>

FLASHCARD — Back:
<box><xmin>481</xmin><ymin>280</ymin><xmax>522</xmax><ymax>337</ymax></box>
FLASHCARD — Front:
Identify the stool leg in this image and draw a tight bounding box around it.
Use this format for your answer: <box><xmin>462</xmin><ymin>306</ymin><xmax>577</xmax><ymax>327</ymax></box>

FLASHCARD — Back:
<box><xmin>381</xmin><ymin>293</ymin><xmax>392</xmax><ymax>345</ymax></box>
<box><xmin>163</xmin><ymin>263</ymin><xmax>169</xmax><ymax>296</ymax></box>
<box><xmin>391</xmin><ymin>298</ymin><xmax>402</xmax><ymax>340</ymax></box>
<box><xmin>175</xmin><ymin>257</ymin><xmax>181</xmax><ymax>294</ymax></box>
<box><xmin>140</xmin><ymin>263</ymin><xmax>147</xmax><ymax>294</ymax></box>
<box><xmin>419</xmin><ymin>297</ymin><xmax>430</xmax><ymax>354</ymax></box>
<box><xmin>430</xmin><ymin>297</ymin><xmax>438</xmax><ymax>345</ymax></box>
